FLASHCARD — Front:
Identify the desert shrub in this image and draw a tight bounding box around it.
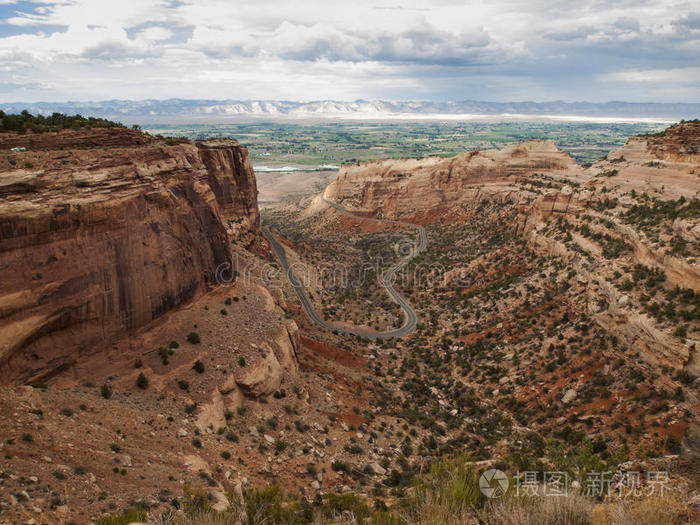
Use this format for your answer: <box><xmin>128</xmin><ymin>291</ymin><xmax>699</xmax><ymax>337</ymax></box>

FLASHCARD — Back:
<box><xmin>664</xmin><ymin>434</ymin><xmax>682</xmax><ymax>454</ymax></box>
<box><xmin>236</xmin><ymin>485</ymin><xmax>308</xmax><ymax>525</ymax></box>
<box><xmin>624</xmin><ymin>197</ymin><xmax>700</xmax><ymax>231</ymax></box>
<box><xmin>179</xmin><ymin>483</ymin><xmax>212</xmax><ymax>517</ymax></box>
<box><xmin>273</xmin><ymin>389</ymin><xmax>286</xmax><ymax>399</ymax></box>
<box><xmin>331</xmin><ymin>460</ymin><xmax>351</xmax><ymax>474</ymax></box>
<box><xmin>95</xmin><ymin>507</ymin><xmax>147</xmax><ymax>525</ymax></box>
<box><xmin>136</xmin><ymin>373</ymin><xmax>149</xmax><ymax>389</ymax></box>
<box><xmin>187</xmin><ymin>332</ymin><xmax>201</xmax><ymax>344</ymax></box>
<box><xmin>675</xmin><ymin>370</ymin><xmax>696</xmax><ymax>386</ymax></box>
<box><xmin>193</xmin><ymin>360</ymin><xmax>205</xmax><ymax>374</ymax></box>
<box><xmin>411</xmin><ymin>455</ymin><xmax>482</xmax><ymax>520</ymax></box>
<box><xmin>100</xmin><ymin>384</ymin><xmax>113</xmax><ymax>399</ymax></box>
<box><xmin>673</xmin><ymin>325</ymin><xmax>687</xmax><ymax>339</ymax></box>
<box><xmin>318</xmin><ymin>492</ymin><xmax>373</xmax><ymax>522</ymax></box>
<box><xmin>1</xmin><ymin>111</ymin><xmax>123</xmax><ymax>134</ymax></box>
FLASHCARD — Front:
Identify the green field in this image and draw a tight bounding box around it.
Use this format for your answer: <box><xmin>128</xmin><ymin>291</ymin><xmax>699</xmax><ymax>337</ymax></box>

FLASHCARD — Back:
<box><xmin>143</xmin><ymin>121</ymin><xmax>668</xmax><ymax>166</ymax></box>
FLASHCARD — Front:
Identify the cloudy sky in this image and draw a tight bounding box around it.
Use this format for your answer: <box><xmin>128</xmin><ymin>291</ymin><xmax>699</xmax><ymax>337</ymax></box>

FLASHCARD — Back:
<box><xmin>0</xmin><ymin>0</ymin><xmax>698</xmax><ymax>102</ymax></box>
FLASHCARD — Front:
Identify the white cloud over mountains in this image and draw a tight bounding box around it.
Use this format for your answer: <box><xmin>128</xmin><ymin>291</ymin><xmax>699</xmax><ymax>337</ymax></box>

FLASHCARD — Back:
<box><xmin>0</xmin><ymin>0</ymin><xmax>697</xmax><ymax>102</ymax></box>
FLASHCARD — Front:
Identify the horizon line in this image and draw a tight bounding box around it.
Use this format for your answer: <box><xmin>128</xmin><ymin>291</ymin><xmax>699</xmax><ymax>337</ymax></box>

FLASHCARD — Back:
<box><xmin>3</xmin><ymin>98</ymin><xmax>700</xmax><ymax>105</ymax></box>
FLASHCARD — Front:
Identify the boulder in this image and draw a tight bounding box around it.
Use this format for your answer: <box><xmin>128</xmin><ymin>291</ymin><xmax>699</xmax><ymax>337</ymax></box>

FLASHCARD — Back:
<box><xmin>366</xmin><ymin>463</ymin><xmax>387</xmax><ymax>476</ymax></box>
<box><xmin>235</xmin><ymin>346</ymin><xmax>283</xmax><ymax>397</ymax></box>
<box><xmin>561</xmin><ymin>389</ymin><xmax>577</xmax><ymax>404</ymax></box>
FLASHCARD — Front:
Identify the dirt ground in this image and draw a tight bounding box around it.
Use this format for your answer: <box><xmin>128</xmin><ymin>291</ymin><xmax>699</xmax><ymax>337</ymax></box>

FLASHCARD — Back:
<box><xmin>256</xmin><ymin>170</ymin><xmax>337</xmax><ymax>207</ymax></box>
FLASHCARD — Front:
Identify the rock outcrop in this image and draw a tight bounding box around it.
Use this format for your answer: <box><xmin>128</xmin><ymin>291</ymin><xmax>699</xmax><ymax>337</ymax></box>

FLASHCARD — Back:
<box><xmin>515</xmin><ymin>123</ymin><xmax>700</xmax><ymax>371</ymax></box>
<box><xmin>0</xmin><ymin>130</ymin><xmax>259</xmax><ymax>384</ymax></box>
<box><xmin>234</xmin><ymin>320</ymin><xmax>299</xmax><ymax>397</ymax></box>
<box><xmin>0</xmin><ymin>127</ymin><xmax>154</xmax><ymax>151</ymax></box>
<box><xmin>323</xmin><ymin>140</ymin><xmax>576</xmax><ymax>218</ymax></box>
<box><xmin>644</xmin><ymin>119</ymin><xmax>700</xmax><ymax>163</ymax></box>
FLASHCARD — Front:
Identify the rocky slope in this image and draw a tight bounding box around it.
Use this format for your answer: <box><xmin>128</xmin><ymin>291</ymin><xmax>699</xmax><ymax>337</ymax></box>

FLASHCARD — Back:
<box><xmin>301</xmin><ymin>121</ymin><xmax>699</xmax><ymax>469</ymax></box>
<box><xmin>0</xmin><ymin>129</ymin><xmax>259</xmax><ymax>384</ymax></box>
<box><xmin>0</xmin><ymin>126</ymin><xmax>377</xmax><ymax>525</ymax></box>
<box><xmin>320</xmin><ymin>124</ymin><xmax>700</xmax><ymax>371</ymax></box>
<box><xmin>520</xmin><ymin>121</ymin><xmax>700</xmax><ymax>371</ymax></box>
<box><xmin>323</xmin><ymin>122</ymin><xmax>699</xmax><ymax>220</ymax></box>
<box><xmin>1</xmin><ymin>121</ymin><xmax>698</xmax><ymax>524</ymax></box>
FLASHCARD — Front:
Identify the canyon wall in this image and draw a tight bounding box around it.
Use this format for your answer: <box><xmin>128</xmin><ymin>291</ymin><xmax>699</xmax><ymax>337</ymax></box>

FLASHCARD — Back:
<box><xmin>323</xmin><ymin>140</ymin><xmax>576</xmax><ymax>218</ymax></box>
<box><xmin>318</xmin><ymin>122</ymin><xmax>700</xmax><ymax>373</ymax></box>
<box><xmin>0</xmin><ymin>130</ymin><xmax>259</xmax><ymax>383</ymax></box>
<box><xmin>323</xmin><ymin>122</ymin><xmax>699</xmax><ymax>221</ymax></box>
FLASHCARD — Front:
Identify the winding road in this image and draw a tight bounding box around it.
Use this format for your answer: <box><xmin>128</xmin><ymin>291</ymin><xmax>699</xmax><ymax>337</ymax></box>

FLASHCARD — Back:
<box><xmin>263</xmin><ymin>196</ymin><xmax>427</xmax><ymax>339</ymax></box>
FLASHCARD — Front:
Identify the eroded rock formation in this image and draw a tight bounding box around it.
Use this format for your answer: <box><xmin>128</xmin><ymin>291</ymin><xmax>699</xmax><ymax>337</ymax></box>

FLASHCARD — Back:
<box><xmin>316</xmin><ymin>122</ymin><xmax>700</xmax><ymax>374</ymax></box>
<box><xmin>0</xmin><ymin>130</ymin><xmax>259</xmax><ymax>383</ymax></box>
<box><xmin>323</xmin><ymin>140</ymin><xmax>576</xmax><ymax>218</ymax></box>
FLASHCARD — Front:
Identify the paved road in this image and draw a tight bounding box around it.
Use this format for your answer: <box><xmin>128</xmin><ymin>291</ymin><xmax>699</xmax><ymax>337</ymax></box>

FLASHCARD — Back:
<box><xmin>263</xmin><ymin>197</ymin><xmax>427</xmax><ymax>339</ymax></box>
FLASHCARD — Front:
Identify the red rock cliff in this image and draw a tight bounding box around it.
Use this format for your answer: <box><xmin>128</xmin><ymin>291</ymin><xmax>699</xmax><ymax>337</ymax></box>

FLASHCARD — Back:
<box><xmin>0</xmin><ymin>130</ymin><xmax>259</xmax><ymax>384</ymax></box>
<box><xmin>323</xmin><ymin>140</ymin><xmax>575</xmax><ymax>218</ymax></box>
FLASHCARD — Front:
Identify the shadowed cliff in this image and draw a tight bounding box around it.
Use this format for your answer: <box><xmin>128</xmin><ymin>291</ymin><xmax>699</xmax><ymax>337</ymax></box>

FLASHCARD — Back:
<box><xmin>0</xmin><ymin>128</ymin><xmax>260</xmax><ymax>383</ymax></box>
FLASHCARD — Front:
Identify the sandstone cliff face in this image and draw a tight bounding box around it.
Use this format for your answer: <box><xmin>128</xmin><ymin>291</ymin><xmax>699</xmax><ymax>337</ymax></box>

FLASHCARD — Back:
<box><xmin>197</xmin><ymin>140</ymin><xmax>259</xmax><ymax>229</ymax></box>
<box><xmin>643</xmin><ymin>120</ymin><xmax>700</xmax><ymax>163</ymax></box>
<box><xmin>520</xmin><ymin>123</ymin><xmax>700</xmax><ymax>290</ymax></box>
<box><xmin>0</xmin><ymin>131</ymin><xmax>259</xmax><ymax>383</ymax></box>
<box><xmin>516</xmin><ymin>124</ymin><xmax>700</xmax><ymax>371</ymax></box>
<box><xmin>324</xmin><ymin>140</ymin><xmax>576</xmax><ymax>218</ymax></box>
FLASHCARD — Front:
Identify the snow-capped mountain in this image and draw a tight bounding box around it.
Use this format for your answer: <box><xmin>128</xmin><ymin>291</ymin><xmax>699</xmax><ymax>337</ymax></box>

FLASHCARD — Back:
<box><xmin>2</xmin><ymin>99</ymin><xmax>698</xmax><ymax>123</ymax></box>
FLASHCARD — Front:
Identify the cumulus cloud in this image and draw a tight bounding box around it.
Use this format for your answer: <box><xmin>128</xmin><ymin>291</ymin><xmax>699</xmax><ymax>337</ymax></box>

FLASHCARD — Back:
<box><xmin>0</xmin><ymin>0</ymin><xmax>697</xmax><ymax>102</ymax></box>
<box><xmin>196</xmin><ymin>21</ymin><xmax>495</xmax><ymax>65</ymax></box>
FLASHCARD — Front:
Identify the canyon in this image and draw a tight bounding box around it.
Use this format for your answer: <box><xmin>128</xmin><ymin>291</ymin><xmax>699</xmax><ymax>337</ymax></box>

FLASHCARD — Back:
<box><xmin>0</xmin><ymin>120</ymin><xmax>698</xmax><ymax>524</ymax></box>
<box><xmin>317</xmin><ymin>122</ymin><xmax>700</xmax><ymax>373</ymax></box>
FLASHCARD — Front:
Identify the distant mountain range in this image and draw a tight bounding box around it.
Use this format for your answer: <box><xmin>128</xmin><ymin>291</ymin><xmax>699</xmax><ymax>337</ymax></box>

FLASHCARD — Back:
<box><xmin>2</xmin><ymin>99</ymin><xmax>698</xmax><ymax>123</ymax></box>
